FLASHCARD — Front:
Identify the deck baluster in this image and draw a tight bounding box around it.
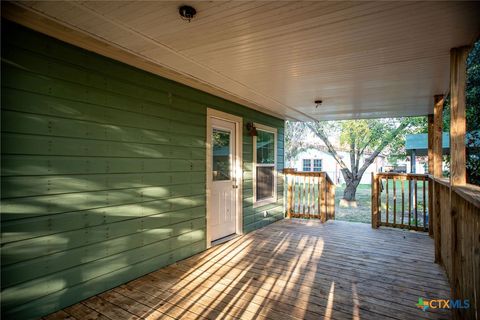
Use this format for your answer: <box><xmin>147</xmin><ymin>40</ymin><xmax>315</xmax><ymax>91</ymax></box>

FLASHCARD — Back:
<box><xmin>423</xmin><ymin>177</ymin><xmax>426</xmax><ymax>230</ymax></box>
<box><xmin>401</xmin><ymin>179</ymin><xmax>405</xmax><ymax>227</ymax></box>
<box><xmin>393</xmin><ymin>177</ymin><xmax>397</xmax><ymax>226</ymax></box>
<box><xmin>414</xmin><ymin>178</ymin><xmax>418</xmax><ymax>227</ymax></box>
<box><xmin>408</xmin><ymin>177</ymin><xmax>412</xmax><ymax>227</ymax></box>
<box><xmin>386</xmin><ymin>177</ymin><xmax>389</xmax><ymax>225</ymax></box>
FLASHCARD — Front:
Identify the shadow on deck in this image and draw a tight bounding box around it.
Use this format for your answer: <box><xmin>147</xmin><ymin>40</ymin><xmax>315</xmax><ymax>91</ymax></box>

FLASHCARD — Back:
<box><xmin>44</xmin><ymin>219</ymin><xmax>451</xmax><ymax>320</ymax></box>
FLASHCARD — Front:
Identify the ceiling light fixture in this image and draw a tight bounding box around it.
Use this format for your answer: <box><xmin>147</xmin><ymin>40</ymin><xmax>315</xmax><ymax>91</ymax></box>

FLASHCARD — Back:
<box><xmin>179</xmin><ymin>5</ymin><xmax>197</xmax><ymax>22</ymax></box>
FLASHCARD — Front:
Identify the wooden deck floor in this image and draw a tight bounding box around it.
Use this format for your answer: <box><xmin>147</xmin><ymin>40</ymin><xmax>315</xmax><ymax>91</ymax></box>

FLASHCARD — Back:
<box><xmin>44</xmin><ymin>219</ymin><xmax>451</xmax><ymax>320</ymax></box>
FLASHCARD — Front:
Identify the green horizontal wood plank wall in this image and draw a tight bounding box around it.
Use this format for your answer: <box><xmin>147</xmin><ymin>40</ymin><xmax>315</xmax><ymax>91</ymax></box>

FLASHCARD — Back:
<box><xmin>0</xmin><ymin>20</ymin><xmax>284</xmax><ymax>319</ymax></box>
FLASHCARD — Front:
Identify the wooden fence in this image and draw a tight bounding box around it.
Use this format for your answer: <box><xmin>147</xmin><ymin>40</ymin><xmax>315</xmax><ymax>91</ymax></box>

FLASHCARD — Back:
<box><xmin>371</xmin><ymin>172</ymin><xmax>429</xmax><ymax>231</ymax></box>
<box><xmin>284</xmin><ymin>169</ymin><xmax>335</xmax><ymax>222</ymax></box>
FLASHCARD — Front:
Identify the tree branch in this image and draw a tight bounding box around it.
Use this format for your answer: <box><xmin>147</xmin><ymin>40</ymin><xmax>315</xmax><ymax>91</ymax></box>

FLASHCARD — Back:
<box><xmin>359</xmin><ymin>135</ymin><xmax>376</xmax><ymax>156</ymax></box>
<box><xmin>306</xmin><ymin>123</ymin><xmax>353</xmax><ymax>179</ymax></box>
<box><xmin>350</xmin><ymin>140</ymin><xmax>356</xmax><ymax>176</ymax></box>
<box><xmin>355</xmin><ymin>149</ymin><xmax>361</xmax><ymax>177</ymax></box>
<box><xmin>357</xmin><ymin>120</ymin><xmax>411</xmax><ymax>177</ymax></box>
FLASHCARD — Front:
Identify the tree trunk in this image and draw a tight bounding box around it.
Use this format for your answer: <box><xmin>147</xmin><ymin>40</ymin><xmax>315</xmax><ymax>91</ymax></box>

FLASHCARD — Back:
<box><xmin>307</xmin><ymin>120</ymin><xmax>412</xmax><ymax>202</ymax></box>
<box><xmin>343</xmin><ymin>179</ymin><xmax>361</xmax><ymax>201</ymax></box>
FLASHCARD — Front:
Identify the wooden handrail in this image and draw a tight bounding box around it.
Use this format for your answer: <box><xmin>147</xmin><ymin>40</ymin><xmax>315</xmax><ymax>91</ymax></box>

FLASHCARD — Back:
<box><xmin>452</xmin><ymin>184</ymin><xmax>480</xmax><ymax>208</ymax></box>
<box><xmin>429</xmin><ymin>175</ymin><xmax>451</xmax><ymax>187</ymax></box>
<box><xmin>428</xmin><ymin>178</ymin><xmax>480</xmax><ymax>320</ymax></box>
<box><xmin>283</xmin><ymin>168</ymin><xmax>335</xmax><ymax>221</ymax></box>
<box><xmin>376</xmin><ymin>172</ymin><xmax>429</xmax><ymax>179</ymax></box>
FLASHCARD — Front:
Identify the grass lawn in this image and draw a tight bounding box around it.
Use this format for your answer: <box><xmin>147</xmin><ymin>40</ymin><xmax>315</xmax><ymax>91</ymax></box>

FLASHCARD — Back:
<box><xmin>334</xmin><ymin>180</ymin><xmax>428</xmax><ymax>226</ymax></box>
<box><xmin>334</xmin><ymin>184</ymin><xmax>372</xmax><ymax>224</ymax></box>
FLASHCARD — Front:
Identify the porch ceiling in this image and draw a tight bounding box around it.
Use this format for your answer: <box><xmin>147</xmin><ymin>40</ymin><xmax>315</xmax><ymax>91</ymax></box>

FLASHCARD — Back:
<box><xmin>7</xmin><ymin>1</ymin><xmax>480</xmax><ymax>121</ymax></box>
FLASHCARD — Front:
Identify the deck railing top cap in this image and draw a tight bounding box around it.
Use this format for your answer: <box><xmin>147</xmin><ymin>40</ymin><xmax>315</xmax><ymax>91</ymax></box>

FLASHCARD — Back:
<box><xmin>377</xmin><ymin>172</ymin><xmax>428</xmax><ymax>178</ymax></box>
<box><xmin>282</xmin><ymin>169</ymin><xmax>334</xmax><ymax>184</ymax></box>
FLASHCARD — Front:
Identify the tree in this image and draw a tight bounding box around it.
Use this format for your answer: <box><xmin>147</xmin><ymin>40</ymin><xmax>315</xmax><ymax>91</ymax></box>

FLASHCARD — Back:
<box><xmin>285</xmin><ymin>121</ymin><xmax>311</xmax><ymax>167</ymax></box>
<box><xmin>305</xmin><ymin>118</ymin><xmax>424</xmax><ymax>201</ymax></box>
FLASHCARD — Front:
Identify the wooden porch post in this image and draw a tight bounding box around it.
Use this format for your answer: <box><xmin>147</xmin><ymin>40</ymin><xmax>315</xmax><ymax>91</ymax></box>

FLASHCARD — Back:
<box><xmin>428</xmin><ymin>114</ymin><xmax>434</xmax><ymax>175</ymax></box>
<box><xmin>433</xmin><ymin>94</ymin><xmax>444</xmax><ymax>263</ymax></box>
<box><xmin>427</xmin><ymin>114</ymin><xmax>434</xmax><ymax>237</ymax></box>
<box><xmin>449</xmin><ymin>46</ymin><xmax>469</xmax><ymax>187</ymax></box>
<box><xmin>371</xmin><ymin>172</ymin><xmax>379</xmax><ymax>229</ymax></box>
<box><xmin>449</xmin><ymin>46</ymin><xmax>470</xmax><ymax>317</ymax></box>
<box><xmin>433</xmin><ymin>95</ymin><xmax>444</xmax><ymax>178</ymax></box>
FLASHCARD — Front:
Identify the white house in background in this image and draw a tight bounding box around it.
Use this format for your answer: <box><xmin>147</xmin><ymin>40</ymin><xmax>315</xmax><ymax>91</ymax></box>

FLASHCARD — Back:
<box><xmin>292</xmin><ymin>147</ymin><xmax>386</xmax><ymax>185</ymax></box>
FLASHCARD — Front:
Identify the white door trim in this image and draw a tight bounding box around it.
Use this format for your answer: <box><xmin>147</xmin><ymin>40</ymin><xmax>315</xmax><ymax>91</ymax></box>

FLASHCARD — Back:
<box><xmin>206</xmin><ymin>108</ymin><xmax>243</xmax><ymax>248</ymax></box>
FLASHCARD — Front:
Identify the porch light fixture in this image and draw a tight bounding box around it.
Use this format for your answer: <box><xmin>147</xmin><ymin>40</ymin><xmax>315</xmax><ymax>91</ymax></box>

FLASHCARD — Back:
<box><xmin>315</xmin><ymin>100</ymin><xmax>323</xmax><ymax>108</ymax></box>
<box><xmin>179</xmin><ymin>5</ymin><xmax>197</xmax><ymax>22</ymax></box>
<box><xmin>246</xmin><ymin>122</ymin><xmax>258</xmax><ymax>137</ymax></box>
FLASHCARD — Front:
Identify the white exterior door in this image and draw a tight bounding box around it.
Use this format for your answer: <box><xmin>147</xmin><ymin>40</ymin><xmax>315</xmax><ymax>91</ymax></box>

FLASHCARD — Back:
<box><xmin>210</xmin><ymin>117</ymin><xmax>237</xmax><ymax>241</ymax></box>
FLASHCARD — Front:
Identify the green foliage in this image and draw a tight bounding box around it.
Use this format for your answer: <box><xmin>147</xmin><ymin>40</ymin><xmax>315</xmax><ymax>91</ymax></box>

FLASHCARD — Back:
<box><xmin>387</xmin><ymin>117</ymin><xmax>427</xmax><ymax>164</ymax></box>
<box><xmin>212</xmin><ymin>130</ymin><xmax>230</xmax><ymax>147</ymax></box>
<box><xmin>466</xmin><ymin>41</ymin><xmax>480</xmax><ymax>132</ymax></box>
<box><xmin>287</xmin><ymin>118</ymin><xmax>425</xmax><ymax>169</ymax></box>
<box><xmin>329</xmin><ymin>117</ymin><xmax>427</xmax><ymax>165</ymax></box>
<box><xmin>465</xmin><ymin>42</ymin><xmax>480</xmax><ymax>185</ymax></box>
<box><xmin>339</xmin><ymin>119</ymin><xmax>383</xmax><ymax>152</ymax></box>
<box><xmin>302</xmin><ymin>118</ymin><xmax>425</xmax><ymax>200</ymax></box>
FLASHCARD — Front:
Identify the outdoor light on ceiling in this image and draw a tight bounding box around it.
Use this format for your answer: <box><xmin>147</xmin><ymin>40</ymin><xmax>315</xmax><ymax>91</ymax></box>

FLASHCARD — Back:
<box><xmin>246</xmin><ymin>122</ymin><xmax>258</xmax><ymax>137</ymax></box>
<box><xmin>315</xmin><ymin>100</ymin><xmax>323</xmax><ymax>108</ymax></box>
<box><xmin>179</xmin><ymin>5</ymin><xmax>197</xmax><ymax>22</ymax></box>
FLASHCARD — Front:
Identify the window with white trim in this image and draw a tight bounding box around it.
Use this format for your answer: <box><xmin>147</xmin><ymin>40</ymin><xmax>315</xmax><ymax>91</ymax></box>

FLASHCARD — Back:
<box><xmin>253</xmin><ymin>124</ymin><xmax>277</xmax><ymax>205</ymax></box>
<box><xmin>302</xmin><ymin>159</ymin><xmax>311</xmax><ymax>172</ymax></box>
<box><xmin>302</xmin><ymin>158</ymin><xmax>323</xmax><ymax>172</ymax></box>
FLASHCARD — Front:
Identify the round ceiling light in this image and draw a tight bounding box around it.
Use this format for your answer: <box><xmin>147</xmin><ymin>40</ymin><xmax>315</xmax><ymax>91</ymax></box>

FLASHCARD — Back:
<box><xmin>179</xmin><ymin>5</ymin><xmax>197</xmax><ymax>22</ymax></box>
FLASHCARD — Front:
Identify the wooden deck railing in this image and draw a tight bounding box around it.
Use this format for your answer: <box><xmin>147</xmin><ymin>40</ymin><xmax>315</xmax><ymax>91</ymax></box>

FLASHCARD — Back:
<box><xmin>371</xmin><ymin>172</ymin><xmax>429</xmax><ymax>231</ymax></box>
<box><xmin>430</xmin><ymin>177</ymin><xmax>480</xmax><ymax>320</ymax></box>
<box><xmin>372</xmin><ymin>172</ymin><xmax>480</xmax><ymax>319</ymax></box>
<box><xmin>284</xmin><ymin>168</ymin><xmax>335</xmax><ymax>222</ymax></box>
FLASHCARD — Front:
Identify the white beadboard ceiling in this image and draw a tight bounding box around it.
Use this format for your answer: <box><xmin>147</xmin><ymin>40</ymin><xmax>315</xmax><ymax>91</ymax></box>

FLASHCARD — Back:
<box><xmin>9</xmin><ymin>1</ymin><xmax>480</xmax><ymax>121</ymax></box>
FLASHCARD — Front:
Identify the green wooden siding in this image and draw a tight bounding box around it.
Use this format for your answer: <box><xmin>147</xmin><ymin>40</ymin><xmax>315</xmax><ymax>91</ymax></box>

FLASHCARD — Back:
<box><xmin>1</xmin><ymin>20</ymin><xmax>284</xmax><ymax>319</ymax></box>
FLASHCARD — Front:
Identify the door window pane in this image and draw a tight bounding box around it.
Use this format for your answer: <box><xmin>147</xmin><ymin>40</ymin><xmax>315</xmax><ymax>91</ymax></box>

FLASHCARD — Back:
<box><xmin>213</xmin><ymin>129</ymin><xmax>231</xmax><ymax>181</ymax></box>
<box><xmin>256</xmin><ymin>130</ymin><xmax>275</xmax><ymax>164</ymax></box>
<box><xmin>256</xmin><ymin>166</ymin><xmax>274</xmax><ymax>200</ymax></box>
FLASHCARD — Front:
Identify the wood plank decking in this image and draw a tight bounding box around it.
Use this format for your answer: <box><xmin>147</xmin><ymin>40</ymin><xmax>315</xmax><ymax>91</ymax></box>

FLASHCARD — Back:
<box><xmin>44</xmin><ymin>220</ymin><xmax>451</xmax><ymax>320</ymax></box>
